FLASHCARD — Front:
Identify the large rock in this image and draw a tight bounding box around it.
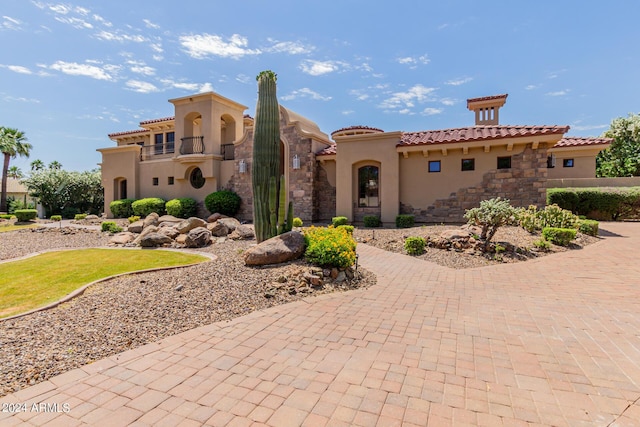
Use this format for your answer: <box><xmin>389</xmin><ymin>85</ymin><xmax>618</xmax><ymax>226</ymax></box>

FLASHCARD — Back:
<box><xmin>185</xmin><ymin>227</ymin><xmax>212</xmax><ymax>248</ymax></box>
<box><xmin>110</xmin><ymin>232</ymin><xmax>135</xmax><ymax>245</ymax></box>
<box><xmin>207</xmin><ymin>213</ymin><xmax>227</xmax><ymax>223</ymax></box>
<box><xmin>175</xmin><ymin>217</ymin><xmax>207</xmax><ymax>234</ymax></box>
<box><xmin>229</xmin><ymin>224</ymin><xmax>255</xmax><ymax>240</ymax></box>
<box><xmin>143</xmin><ymin>212</ymin><xmax>160</xmax><ymax>228</ymax></box>
<box><xmin>157</xmin><ymin>214</ymin><xmax>182</xmax><ymax>223</ymax></box>
<box><xmin>158</xmin><ymin>226</ymin><xmax>180</xmax><ymax>239</ymax></box>
<box><xmin>127</xmin><ymin>220</ymin><xmax>144</xmax><ymax>234</ymax></box>
<box><xmin>244</xmin><ymin>231</ymin><xmax>305</xmax><ymax>266</ymax></box>
<box><xmin>139</xmin><ymin>232</ymin><xmax>173</xmax><ymax>247</ymax></box>
<box><xmin>85</xmin><ymin>214</ymin><xmax>100</xmax><ymax>220</ymax></box>
<box><xmin>133</xmin><ymin>225</ymin><xmax>158</xmax><ymax>245</ymax></box>
<box><xmin>440</xmin><ymin>229</ymin><xmax>471</xmax><ymax>240</ymax></box>
<box><xmin>217</xmin><ymin>217</ymin><xmax>240</xmax><ymax>232</ymax></box>
<box><xmin>207</xmin><ymin>221</ymin><xmax>229</xmax><ymax>237</ymax></box>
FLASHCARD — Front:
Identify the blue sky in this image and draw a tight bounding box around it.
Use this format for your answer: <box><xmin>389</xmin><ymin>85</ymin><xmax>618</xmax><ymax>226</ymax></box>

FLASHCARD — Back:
<box><xmin>1</xmin><ymin>1</ymin><xmax>639</xmax><ymax>171</ymax></box>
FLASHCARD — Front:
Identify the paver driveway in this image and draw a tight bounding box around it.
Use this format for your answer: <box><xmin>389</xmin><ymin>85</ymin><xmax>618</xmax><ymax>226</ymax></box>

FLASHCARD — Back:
<box><xmin>1</xmin><ymin>222</ymin><xmax>640</xmax><ymax>426</ymax></box>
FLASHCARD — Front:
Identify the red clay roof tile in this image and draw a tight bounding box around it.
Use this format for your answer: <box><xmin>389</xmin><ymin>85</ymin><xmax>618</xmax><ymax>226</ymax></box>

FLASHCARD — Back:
<box><xmin>139</xmin><ymin>116</ymin><xmax>175</xmax><ymax>125</ymax></box>
<box><xmin>108</xmin><ymin>129</ymin><xmax>147</xmax><ymax>138</ymax></box>
<box><xmin>398</xmin><ymin>125</ymin><xmax>569</xmax><ymax>147</ymax></box>
<box><xmin>316</xmin><ymin>144</ymin><xmax>336</xmax><ymax>156</ymax></box>
<box><xmin>553</xmin><ymin>136</ymin><xmax>612</xmax><ymax>148</ymax></box>
<box><xmin>331</xmin><ymin>125</ymin><xmax>384</xmax><ymax>136</ymax></box>
<box><xmin>466</xmin><ymin>94</ymin><xmax>508</xmax><ymax>106</ymax></box>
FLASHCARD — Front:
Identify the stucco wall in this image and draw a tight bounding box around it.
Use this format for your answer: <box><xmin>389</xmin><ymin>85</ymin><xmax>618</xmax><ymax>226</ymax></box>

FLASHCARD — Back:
<box><xmin>547</xmin><ymin>148</ymin><xmax>600</xmax><ymax>179</ymax></box>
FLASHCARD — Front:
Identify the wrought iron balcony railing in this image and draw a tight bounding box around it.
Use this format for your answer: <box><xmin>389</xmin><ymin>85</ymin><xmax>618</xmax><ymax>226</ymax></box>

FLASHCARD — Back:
<box><xmin>180</xmin><ymin>136</ymin><xmax>204</xmax><ymax>155</ymax></box>
<box><xmin>140</xmin><ymin>143</ymin><xmax>174</xmax><ymax>161</ymax></box>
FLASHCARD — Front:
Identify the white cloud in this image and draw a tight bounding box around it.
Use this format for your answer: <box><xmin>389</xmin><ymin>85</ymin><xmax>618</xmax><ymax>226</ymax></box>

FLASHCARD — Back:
<box><xmin>55</xmin><ymin>16</ymin><xmax>92</xmax><ymax>29</ymax></box>
<box><xmin>350</xmin><ymin>89</ymin><xmax>370</xmax><ymax>101</ymax></box>
<box><xmin>265</xmin><ymin>39</ymin><xmax>313</xmax><ymax>55</ymax></box>
<box><xmin>342</xmin><ymin>110</ymin><xmax>355</xmax><ymax>115</ymax></box>
<box><xmin>125</xmin><ymin>80</ymin><xmax>159</xmax><ymax>93</ymax></box>
<box><xmin>440</xmin><ymin>98</ymin><xmax>456</xmax><ymax>106</ymax></box>
<box><xmin>180</xmin><ymin>33</ymin><xmax>261</xmax><ymax>59</ymax></box>
<box><xmin>95</xmin><ymin>30</ymin><xmax>147</xmax><ymax>43</ymax></box>
<box><xmin>396</xmin><ymin>54</ymin><xmax>430</xmax><ymax>67</ymax></box>
<box><xmin>93</xmin><ymin>14</ymin><xmax>112</xmax><ymax>27</ymax></box>
<box><xmin>143</xmin><ymin>19</ymin><xmax>160</xmax><ymax>29</ymax></box>
<box><xmin>571</xmin><ymin>124</ymin><xmax>608</xmax><ymax>131</ymax></box>
<box><xmin>379</xmin><ymin>84</ymin><xmax>437</xmax><ymax>110</ymax></box>
<box><xmin>445</xmin><ymin>77</ymin><xmax>473</xmax><ymax>86</ymax></box>
<box><xmin>161</xmin><ymin>79</ymin><xmax>213</xmax><ymax>93</ymax></box>
<box><xmin>1</xmin><ymin>65</ymin><xmax>33</xmax><ymax>75</ymax></box>
<box><xmin>198</xmin><ymin>82</ymin><xmax>213</xmax><ymax>93</ymax></box>
<box><xmin>49</xmin><ymin>60</ymin><xmax>115</xmax><ymax>80</ymax></box>
<box><xmin>3</xmin><ymin>96</ymin><xmax>40</xmax><ymax>103</ymax></box>
<box><xmin>235</xmin><ymin>74</ymin><xmax>251</xmax><ymax>84</ymax></box>
<box><xmin>281</xmin><ymin>87</ymin><xmax>332</xmax><ymax>102</ymax></box>
<box><xmin>422</xmin><ymin>107</ymin><xmax>443</xmax><ymax>115</ymax></box>
<box><xmin>128</xmin><ymin>61</ymin><xmax>155</xmax><ymax>76</ymax></box>
<box><xmin>546</xmin><ymin>89</ymin><xmax>570</xmax><ymax>96</ymax></box>
<box><xmin>1</xmin><ymin>15</ymin><xmax>22</xmax><ymax>30</ymax></box>
<box><xmin>299</xmin><ymin>60</ymin><xmax>341</xmax><ymax>76</ymax></box>
<box><xmin>525</xmin><ymin>84</ymin><xmax>539</xmax><ymax>90</ymax></box>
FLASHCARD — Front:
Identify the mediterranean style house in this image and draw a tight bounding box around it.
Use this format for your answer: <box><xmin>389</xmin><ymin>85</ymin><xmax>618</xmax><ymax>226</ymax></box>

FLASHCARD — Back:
<box><xmin>99</xmin><ymin>92</ymin><xmax>611</xmax><ymax>224</ymax></box>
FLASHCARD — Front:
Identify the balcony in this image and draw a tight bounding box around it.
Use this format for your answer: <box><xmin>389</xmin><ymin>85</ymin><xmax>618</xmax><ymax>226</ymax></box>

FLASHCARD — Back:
<box><xmin>221</xmin><ymin>144</ymin><xmax>235</xmax><ymax>160</ymax></box>
<box><xmin>180</xmin><ymin>136</ymin><xmax>204</xmax><ymax>155</ymax></box>
<box><xmin>140</xmin><ymin>143</ymin><xmax>174</xmax><ymax>161</ymax></box>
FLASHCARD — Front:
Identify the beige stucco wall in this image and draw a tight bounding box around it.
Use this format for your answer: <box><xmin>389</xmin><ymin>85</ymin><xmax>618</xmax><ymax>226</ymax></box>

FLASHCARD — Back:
<box><xmin>98</xmin><ymin>145</ymin><xmax>141</xmax><ymax>215</ymax></box>
<box><xmin>547</xmin><ymin>147</ymin><xmax>601</xmax><ymax>179</ymax></box>
<box><xmin>335</xmin><ymin>132</ymin><xmax>401</xmax><ymax>223</ymax></box>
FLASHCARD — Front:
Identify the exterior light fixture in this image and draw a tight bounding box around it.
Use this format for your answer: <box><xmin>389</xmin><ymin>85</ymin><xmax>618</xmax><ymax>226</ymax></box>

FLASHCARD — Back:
<box><xmin>292</xmin><ymin>154</ymin><xmax>300</xmax><ymax>170</ymax></box>
<box><xmin>239</xmin><ymin>159</ymin><xmax>247</xmax><ymax>174</ymax></box>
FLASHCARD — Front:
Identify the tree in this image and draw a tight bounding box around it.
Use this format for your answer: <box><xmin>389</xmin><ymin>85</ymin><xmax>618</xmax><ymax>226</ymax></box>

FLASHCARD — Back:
<box><xmin>30</xmin><ymin>159</ymin><xmax>45</xmax><ymax>171</ymax></box>
<box><xmin>7</xmin><ymin>166</ymin><xmax>23</xmax><ymax>179</ymax></box>
<box><xmin>596</xmin><ymin>113</ymin><xmax>640</xmax><ymax>177</ymax></box>
<box><xmin>0</xmin><ymin>127</ymin><xmax>32</xmax><ymax>213</ymax></box>
<box><xmin>48</xmin><ymin>160</ymin><xmax>63</xmax><ymax>170</ymax></box>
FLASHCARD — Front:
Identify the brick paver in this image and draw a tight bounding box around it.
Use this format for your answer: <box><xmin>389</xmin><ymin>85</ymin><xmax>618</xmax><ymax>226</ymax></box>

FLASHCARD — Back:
<box><xmin>2</xmin><ymin>222</ymin><xmax>640</xmax><ymax>425</ymax></box>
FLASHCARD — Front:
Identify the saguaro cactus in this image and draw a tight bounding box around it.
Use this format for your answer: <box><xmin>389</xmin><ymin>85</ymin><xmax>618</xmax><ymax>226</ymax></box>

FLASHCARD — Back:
<box><xmin>252</xmin><ymin>70</ymin><xmax>293</xmax><ymax>242</ymax></box>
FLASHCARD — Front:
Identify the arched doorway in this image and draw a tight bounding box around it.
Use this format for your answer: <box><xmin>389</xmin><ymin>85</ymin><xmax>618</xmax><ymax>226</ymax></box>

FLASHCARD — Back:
<box><xmin>353</xmin><ymin>163</ymin><xmax>381</xmax><ymax>222</ymax></box>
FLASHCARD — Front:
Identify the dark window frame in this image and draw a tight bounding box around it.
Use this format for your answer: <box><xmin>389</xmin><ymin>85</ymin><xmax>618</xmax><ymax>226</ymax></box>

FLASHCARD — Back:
<box><xmin>357</xmin><ymin>165</ymin><xmax>380</xmax><ymax>207</ymax></box>
<box><xmin>428</xmin><ymin>160</ymin><xmax>441</xmax><ymax>173</ymax></box>
<box><xmin>189</xmin><ymin>167</ymin><xmax>205</xmax><ymax>189</ymax></box>
<box><xmin>152</xmin><ymin>177</ymin><xmax>159</xmax><ymax>186</ymax></box>
<box><xmin>168</xmin><ymin>176</ymin><xmax>174</xmax><ymax>185</ymax></box>
<box><xmin>563</xmin><ymin>158</ymin><xmax>574</xmax><ymax>168</ymax></box>
<box><xmin>461</xmin><ymin>158</ymin><xmax>475</xmax><ymax>171</ymax></box>
<box><xmin>497</xmin><ymin>156</ymin><xmax>512</xmax><ymax>169</ymax></box>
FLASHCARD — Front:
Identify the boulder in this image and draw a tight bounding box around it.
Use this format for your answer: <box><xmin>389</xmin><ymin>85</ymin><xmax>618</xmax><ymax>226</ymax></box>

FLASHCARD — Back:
<box><xmin>229</xmin><ymin>224</ymin><xmax>255</xmax><ymax>240</ymax></box>
<box><xmin>217</xmin><ymin>217</ymin><xmax>240</xmax><ymax>232</ymax></box>
<box><xmin>244</xmin><ymin>231</ymin><xmax>305</xmax><ymax>266</ymax></box>
<box><xmin>133</xmin><ymin>225</ymin><xmax>158</xmax><ymax>245</ymax></box>
<box><xmin>175</xmin><ymin>217</ymin><xmax>207</xmax><ymax>234</ymax></box>
<box><xmin>139</xmin><ymin>232</ymin><xmax>173</xmax><ymax>247</ymax></box>
<box><xmin>157</xmin><ymin>214</ymin><xmax>182</xmax><ymax>223</ymax></box>
<box><xmin>207</xmin><ymin>221</ymin><xmax>229</xmax><ymax>237</ymax></box>
<box><xmin>175</xmin><ymin>234</ymin><xmax>187</xmax><ymax>245</ymax></box>
<box><xmin>143</xmin><ymin>212</ymin><xmax>160</xmax><ymax>228</ymax></box>
<box><xmin>158</xmin><ymin>226</ymin><xmax>180</xmax><ymax>239</ymax></box>
<box><xmin>185</xmin><ymin>227</ymin><xmax>212</xmax><ymax>248</ymax></box>
<box><xmin>207</xmin><ymin>213</ymin><xmax>227</xmax><ymax>223</ymax></box>
<box><xmin>440</xmin><ymin>229</ymin><xmax>471</xmax><ymax>240</ymax></box>
<box><xmin>85</xmin><ymin>214</ymin><xmax>100</xmax><ymax>220</ymax></box>
<box><xmin>127</xmin><ymin>220</ymin><xmax>144</xmax><ymax>234</ymax></box>
<box><xmin>110</xmin><ymin>232</ymin><xmax>135</xmax><ymax>245</ymax></box>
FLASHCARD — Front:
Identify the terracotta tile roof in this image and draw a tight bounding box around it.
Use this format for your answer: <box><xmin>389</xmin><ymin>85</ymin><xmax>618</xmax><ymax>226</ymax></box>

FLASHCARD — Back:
<box><xmin>108</xmin><ymin>129</ymin><xmax>147</xmax><ymax>138</ymax></box>
<box><xmin>331</xmin><ymin>125</ymin><xmax>384</xmax><ymax>136</ymax></box>
<box><xmin>467</xmin><ymin>94</ymin><xmax>508</xmax><ymax>107</ymax></box>
<box><xmin>398</xmin><ymin>125</ymin><xmax>570</xmax><ymax>147</ymax></box>
<box><xmin>553</xmin><ymin>136</ymin><xmax>612</xmax><ymax>148</ymax></box>
<box><xmin>316</xmin><ymin>144</ymin><xmax>336</xmax><ymax>156</ymax></box>
<box><xmin>139</xmin><ymin>116</ymin><xmax>174</xmax><ymax>125</ymax></box>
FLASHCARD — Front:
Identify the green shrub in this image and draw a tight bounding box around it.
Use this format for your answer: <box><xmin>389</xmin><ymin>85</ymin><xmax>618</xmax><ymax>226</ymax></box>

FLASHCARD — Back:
<box><xmin>331</xmin><ymin>216</ymin><xmax>349</xmax><ymax>227</ymax></box>
<box><xmin>363</xmin><ymin>215</ymin><xmax>381</xmax><ymax>227</ymax></box>
<box><xmin>516</xmin><ymin>205</ymin><xmax>539</xmax><ymax>233</ymax></box>
<box><xmin>546</xmin><ymin>188</ymin><xmax>579</xmax><ymax>213</ymax></box>
<box><xmin>50</xmin><ymin>215</ymin><xmax>62</xmax><ymax>221</ymax></box>
<box><xmin>395</xmin><ymin>214</ymin><xmax>415</xmax><ymax>228</ymax></box>
<box><xmin>464</xmin><ymin>197</ymin><xmax>517</xmax><ymax>243</ymax></box>
<box><xmin>166</xmin><ymin>197</ymin><xmax>197</xmax><ymax>219</ymax></box>
<box><xmin>110</xmin><ymin>198</ymin><xmax>136</xmax><ymax>218</ymax></box>
<box><xmin>337</xmin><ymin>224</ymin><xmax>354</xmax><ymax>234</ymax></box>
<box><xmin>542</xmin><ymin>227</ymin><xmax>577</xmax><ymax>246</ymax></box>
<box><xmin>304</xmin><ymin>226</ymin><xmax>357</xmax><ymax>268</ymax></box>
<box><xmin>577</xmin><ymin>219</ymin><xmax>599</xmax><ymax>236</ymax></box>
<box><xmin>204</xmin><ymin>190</ymin><xmax>241</xmax><ymax>217</ymax></box>
<box><xmin>128</xmin><ymin>215</ymin><xmax>140</xmax><ymax>223</ymax></box>
<box><xmin>74</xmin><ymin>214</ymin><xmax>87</xmax><ymax>220</ymax></box>
<box><xmin>537</xmin><ymin>204</ymin><xmax>578</xmax><ymax>229</ymax></box>
<box><xmin>131</xmin><ymin>197</ymin><xmax>166</xmax><ymax>217</ymax></box>
<box><xmin>547</xmin><ymin>187</ymin><xmax>640</xmax><ymax>220</ymax></box>
<box><xmin>101</xmin><ymin>221</ymin><xmax>123</xmax><ymax>233</ymax></box>
<box><xmin>404</xmin><ymin>236</ymin><xmax>426</xmax><ymax>255</ymax></box>
<box><xmin>14</xmin><ymin>209</ymin><xmax>37</xmax><ymax>222</ymax></box>
<box><xmin>0</xmin><ymin>214</ymin><xmax>14</xmax><ymax>220</ymax></box>
<box><xmin>533</xmin><ymin>238</ymin><xmax>551</xmax><ymax>251</ymax></box>
<box><xmin>292</xmin><ymin>217</ymin><xmax>303</xmax><ymax>227</ymax></box>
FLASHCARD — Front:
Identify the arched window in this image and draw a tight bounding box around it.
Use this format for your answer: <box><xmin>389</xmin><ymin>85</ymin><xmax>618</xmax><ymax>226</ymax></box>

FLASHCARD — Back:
<box><xmin>189</xmin><ymin>167</ymin><xmax>205</xmax><ymax>189</ymax></box>
<box><xmin>358</xmin><ymin>166</ymin><xmax>379</xmax><ymax>207</ymax></box>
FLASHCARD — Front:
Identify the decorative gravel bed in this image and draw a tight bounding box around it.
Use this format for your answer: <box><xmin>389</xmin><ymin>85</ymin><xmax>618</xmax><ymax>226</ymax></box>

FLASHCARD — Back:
<box><xmin>0</xmin><ymin>228</ymin><xmax>374</xmax><ymax>397</ymax></box>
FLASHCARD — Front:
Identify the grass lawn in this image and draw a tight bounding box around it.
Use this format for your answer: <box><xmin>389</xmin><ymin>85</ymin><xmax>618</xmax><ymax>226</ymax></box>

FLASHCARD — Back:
<box><xmin>0</xmin><ymin>222</ymin><xmax>41</xmax><ymax>233</ymax></box>
<box><xmin>0</xmin><ymin>248</ymin><xmax>209</xmax><ymax>319</ymax></box>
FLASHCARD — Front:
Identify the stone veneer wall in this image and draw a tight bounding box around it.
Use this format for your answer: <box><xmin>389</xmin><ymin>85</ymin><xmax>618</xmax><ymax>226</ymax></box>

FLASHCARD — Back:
<box><xmin>225</xmin><ymin>116</ymin><xmax>322</xmax><ymax>223</ymax></box>
<box><xmin>314</xmin><ymin>163</ymin><xmax>336</xmax><ymax>222</ymax></box>
<box><xmin>400</xmin><ymin>145</ymin><xmax>549</xmax><ymax>223</ymax></box>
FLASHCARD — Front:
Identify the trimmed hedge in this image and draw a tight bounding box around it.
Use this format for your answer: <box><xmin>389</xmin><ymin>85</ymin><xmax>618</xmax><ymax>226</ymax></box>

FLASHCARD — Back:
<box><xmin>14</xmin><ymin>209</ymin><xmax>37</xmax><ymax>222</ymax></box>
<box><xmin>292</xmin><ymin>217</ymin><xmax>303</xmax><ymax>227</ymax></box>
<box><xmin>0</xmin><ymin>214</ymin><xmax>14</xmax><ymax>220</ymax></box>
<box><xmin>363</xmin><ymin>215</ymin><xmax>381</xmax><ymax>227</ymax></box>
<box><xmin>395</xmin><ymin>214</ymin><xmax>415</xmax><ymax>228</ymax></box>
<box><xmin>577</xmin><ymin>219</ymin><xmax>599</xmax><ymax>236</ymax></box>
<box><xmin>166</xmin><ymin>197</ymin><xmax>197</xmax><ymax>219</ymax></box>
<box><xmin>50</xmin><ymin>215</ymin><xmax>62</xmax><ymax>221</ymax></box>
<box><xmin>303</xmin><ymin>226</ymin><xmax>357</xmax><ymax>268</ymax></box>
<box><xmin>204</xmin><ymin>190</ymin><xmax>241</xmax><ymax>217</ymax></box>
<box><xmin>74</xmin><ymin>214</ymin><xmax>87</xmax><ymax>220</ymax></box>
<box><xmin>337</xmin><ymin>224</ymin><xmax>354</xmax><ymax>234</ymax></box>
<box><xmin>547</xmin><ymin>187</ymin><xmax>640</xmax><ymax>220</ymax></box>
<box><xmin>131</xmin><ymin>198</ymin><xmax>166</xmax><ymax>217</ymax></box>
<box><xmin>110</xmin><ymin>198</ymin><xmax>135</xmax><ymax>218</ymax></box>
<box><xmin>101</xmin><ymin>221</ymin><xmax>123</xmax><ymax>233</ymax></box>
<box><xmin>542</xmin><ymin>227</ymin><xmax>577</xmax><ymax>246</ymax></box>
<box><xmin>404</xmin><ymin>236</ymin><xmax>426</xmax><ymax>255</ymax></box>
<box><xmin>331</xmin><ymin>216</ymin><xmax>349</xmax><ymax>227</ymax></box>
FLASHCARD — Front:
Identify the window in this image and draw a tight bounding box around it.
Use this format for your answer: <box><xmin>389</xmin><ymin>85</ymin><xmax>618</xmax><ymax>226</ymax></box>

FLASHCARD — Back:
<box><xmin>461</xmin><ymin>159</ymin><xmax>475</xmax><ymax>171</ymax></box>
<box><xmin>547</xmin><ymin>155</ymin><xmax>556</xmax><ymax>168</ymax></box>
<box><xmin>358</xmin><ymin>166</ymin><xmax>379</xmax><ymax>207</ymax></box>
<box><xmin>168</xmin><ymin>176</ymin><xmax>174</xmax><ymax>185</ymax></box>
<box><xmin>166</xmin><ymin>132</ymin><xmax>175</xmax><ymax>153</ymax></box>
<box><xmin>497</xmin><ymin>156</ymin><xmax>511</xmax><ymax>169</ymax></box>
<box><xmin>152</xmin><ymin>177</ymin><xmax>159</xmax><ymax>186</ymax></box>
<box><xmin>189</xmin><ymin>167</ymin><xmax>205</xmax><ymax>189</ymax></box>
<box><xmin>154</xmin><ymin>134</ymin><xmax>163</xmax><ymax>155</ymax></box>
<box><xmin>563</xmin><ymin>158</ymin><xmax>574</xmax><ymax>168</ymax></box>
<box><xmin>428</xmin><ymin>160</ymin><xmax>441</xmax><ymax>173</ymax></box>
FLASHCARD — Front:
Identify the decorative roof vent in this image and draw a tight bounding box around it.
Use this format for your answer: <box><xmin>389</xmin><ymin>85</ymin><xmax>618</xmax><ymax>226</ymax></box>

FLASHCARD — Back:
<box><xmin>331</xmin><ymin>125</ymin><xmax>384</xmax><ymax>138</ymax></box>
<box><xmin>467</xmin><ymin>94</ymin><xmax>508</xmax><ymax>126</ymax></box>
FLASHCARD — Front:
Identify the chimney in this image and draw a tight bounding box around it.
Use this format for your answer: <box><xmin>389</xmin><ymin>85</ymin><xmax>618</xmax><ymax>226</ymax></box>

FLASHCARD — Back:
<box><xmin>467</xmin><ymin>94</ymin><xmax>508</xmax><ymax>125</ymax></box>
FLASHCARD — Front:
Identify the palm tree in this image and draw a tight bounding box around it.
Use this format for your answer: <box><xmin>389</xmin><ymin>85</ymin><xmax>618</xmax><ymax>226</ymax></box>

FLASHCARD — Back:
<box><xmin>0</xmin><ymin>127</ymin><xmax>32</xmax><ymax>213</ymax></box>
<box><xmin>48</xmin><ymin>160</ymin><xmax>63</xmax><ymax>170</ymax></box>
<box><xmin>7</xmin><ymin>166</ymin><xmax>23</xmax><ymax>179</ymax></box>
<box><xmin>30</xmin><ymin>159</ymin><xmax>45</xmax><ymax>171</ymax></box>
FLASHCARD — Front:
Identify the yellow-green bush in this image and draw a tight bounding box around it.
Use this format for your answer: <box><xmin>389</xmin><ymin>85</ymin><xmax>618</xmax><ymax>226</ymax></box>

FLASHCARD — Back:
<box><xmin>292</xmin><ymin>217</ymin><xmax>303</xmax><ymax>227</ymax></box>
<box><xmin>404</xmin><ymin>236</ymin><xmax>426</xmax><ymax>255</ymax></box>
<box><xmin>303</xmin><ymin>225</ymin><xmax>356</xmax><ymax>268</ymax></box>
<box><xmin>542</xmin><ymin>227</ymin><xmax>577</xmax><ymax>246</ymax></box>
